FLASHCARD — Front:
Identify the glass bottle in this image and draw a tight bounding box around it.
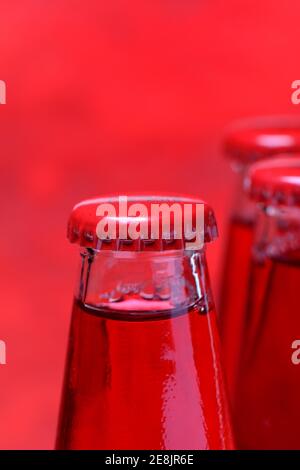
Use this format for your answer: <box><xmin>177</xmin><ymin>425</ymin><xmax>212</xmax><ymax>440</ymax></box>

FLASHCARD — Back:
<box><xmin>235</xmin><ymin>157</ymin><xmax>300</xmax><ymax>449</ymax></box>
<box><xmin>219</xmin><ymin>116</ymin><xmax>300</xmax><ymax>401</ymax></box>
<box><xmin>56</xmin><ymin>195</ymin><xmax>233</xmax><ymax>450</ymax></box>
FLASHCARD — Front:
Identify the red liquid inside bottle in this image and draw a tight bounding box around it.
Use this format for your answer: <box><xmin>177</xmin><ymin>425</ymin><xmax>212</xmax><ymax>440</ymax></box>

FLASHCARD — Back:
<box><xmin>236</xmin><ymin>254</ymin><xmax>300</xmax><ymax>449</ymax></box>
<box><xmin>56</xmin><ymin>195</ymin><xmax>233</xmax><ymax>450</ymax></box>
<box><xmin>57</xmin><ymin>299</ymin><xmax>231</xmax><ymax>450</ymax></box>
<box><xmin>234</xmin><ymin>157</ymin><xmax>300</xmax><ymax>449</ymax></box>
<box><xmin>219</xmin><ymin>213</ymin><xmax>254</xmax><ymax>398</ymax></box>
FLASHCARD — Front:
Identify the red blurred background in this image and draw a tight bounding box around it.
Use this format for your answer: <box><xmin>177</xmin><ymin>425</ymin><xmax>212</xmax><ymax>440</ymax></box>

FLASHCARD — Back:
<box><xmin>0</xmin><ymin>0</ymin><xmax>299</xmax><ymax>449</ymax></box>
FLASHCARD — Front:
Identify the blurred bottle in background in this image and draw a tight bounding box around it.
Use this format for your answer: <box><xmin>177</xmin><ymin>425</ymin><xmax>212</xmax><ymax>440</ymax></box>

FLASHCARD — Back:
<box><xmin>234</xmin><ymin>157</ymin><xmax>300</xmax><ymax>449</ymax></box>
<box><xmin>219</xmin><ymin>116</ymin><xmax>300</xmax><ymax>403</ymax></box>
<box><xmin>56</xmin><ymin>196</ymin><xmax>233</xmax><ymax>450</ymax></box>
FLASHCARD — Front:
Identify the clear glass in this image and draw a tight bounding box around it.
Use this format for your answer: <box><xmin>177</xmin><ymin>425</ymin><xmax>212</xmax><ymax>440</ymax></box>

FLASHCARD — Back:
<box><xmin>219</xmin><ymin>163</ymin><xmax>256</xmax><ymax>400</ymax></box>
<box><xmin>234</xmin><ymin>205</ymin><xmax>300</xmax><ymax>449</ymax></box>
<box><xmin>56</xmin><ymin>248</ymin><xmax>233</xmax><ymax>450</ymax></box>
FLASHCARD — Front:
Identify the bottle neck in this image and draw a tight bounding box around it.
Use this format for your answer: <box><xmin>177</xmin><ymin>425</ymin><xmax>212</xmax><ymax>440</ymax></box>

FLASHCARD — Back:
<box><xmin>76</xmin><ymin>248</ymin><xmax>215</xmax><ymax>319</ymax></box>
<box><xmin>253</xmin><ymin>205</ymin><xmax>300</xmax><ymax>263</ymax></box>
<box><xmin>231</xmin><ymin>162</ymin><xmax>256</xmax><ymax>225</ymax></box>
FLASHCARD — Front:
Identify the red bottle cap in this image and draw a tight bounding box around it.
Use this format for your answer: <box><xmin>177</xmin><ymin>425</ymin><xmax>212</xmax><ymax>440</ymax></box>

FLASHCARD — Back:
<box><xmin>224</xmin><ymin>116</ymin><xmax>300</xmax><ymax>164</ymax></box>
<box><xmin>67</xmin><ymin>195</ymin><xmax>218</xmax><ymax>251</ymax></box>
<box><xmin>245</xmin><ymin>156</ymin><xmax>300</xmax><ymax>207</ymax></box>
